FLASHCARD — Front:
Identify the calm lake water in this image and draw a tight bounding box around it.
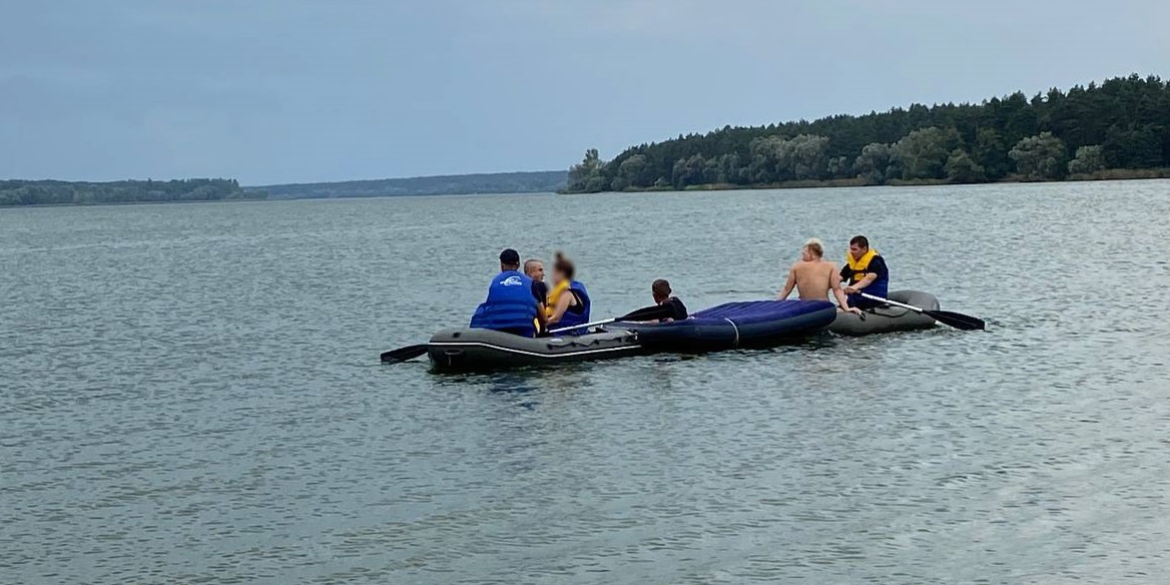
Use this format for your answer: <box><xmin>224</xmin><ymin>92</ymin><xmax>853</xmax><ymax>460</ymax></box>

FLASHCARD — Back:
<box><xmin>3</xmin><ymin>181</ymin><xmax>1170</xmax><ymax>584</ymax></box>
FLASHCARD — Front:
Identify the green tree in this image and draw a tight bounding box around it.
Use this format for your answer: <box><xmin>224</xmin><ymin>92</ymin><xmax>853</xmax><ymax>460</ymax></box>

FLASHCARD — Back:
<box><xmin>747</xmin><ymin>135</ymin><xmax>785</xmax><ymax>183</ymax></box>
<box><xmin>827</xmin><ymin>156</ymin><xmax>851</xmax><ymax>178</ymax></box>
<box><xmin>944</xmin><ymin>149</ymin><xmax>986</xmax><ymax>183</ymax></box>
<box><xmin>854</xmin><ymin>143</ymin><xmax>894</xmax><ymax>184</ymax></box>
<box><xmin>1067</xmin><ymin>145</ymin><xmax>1106</xmax><ymax>175</ymax></box>
<box><xmin>1102</xmin><ymin>125</ymin><xmax>1164</xmax><ymax>169</ymax></box>
<box><xmin>892</xmin><ymin>126</ymin><xmax>960</xmax><ymax>180</ymax></box>
<box><xmin>972</xmin><ymin>128</ymin><xmax>1011</xmax><ymax>180</ymax></box>
<box><xmin>672</xmin><ymin>154</ymin><xmax>708</xmax><ymax>189</ymax></box>
<box><xmin>788</xmin><ymin>134</ymin><xmax>830</xmax><ymax>180</ymax></box>
<box><xmin>1009</xmin><ymin>132</ymin><xmax>1067</xmax><ymax>180</ymax></box>
<box><xmin>611</xmin><ymin>154</ymin><xmax>650</xmax><ymax>191</ymax></box>
<box><xmin>567</xmin><ymin>148</ymin><xmax>607</xmax><ymax>192</ymax></box>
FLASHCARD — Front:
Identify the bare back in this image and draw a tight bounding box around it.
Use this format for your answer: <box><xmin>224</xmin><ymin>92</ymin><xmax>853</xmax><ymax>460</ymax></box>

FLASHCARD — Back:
<box><xmin>791</xmin><ymin>259</ymin><xmax>840</xmax><ymax>301</ymax></box>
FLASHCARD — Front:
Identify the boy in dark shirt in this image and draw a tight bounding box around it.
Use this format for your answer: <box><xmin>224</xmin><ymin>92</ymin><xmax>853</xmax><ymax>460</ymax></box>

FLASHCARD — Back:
<box><xmin>652</xmin><ymin>279</ymin><xmax>688</xmax><ymax>322</ymax></box>
<box><xmin>525</xmin><ymin>258</ymin><xmax>550</xmax><ymax>334</ymax></box>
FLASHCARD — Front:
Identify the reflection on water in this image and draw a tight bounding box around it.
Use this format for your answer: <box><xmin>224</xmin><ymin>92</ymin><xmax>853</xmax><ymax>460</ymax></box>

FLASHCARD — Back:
<box><xmin>3</xmin><ymin>181</ymin><xmax>1170</xmax><ymax>583</ymax></box>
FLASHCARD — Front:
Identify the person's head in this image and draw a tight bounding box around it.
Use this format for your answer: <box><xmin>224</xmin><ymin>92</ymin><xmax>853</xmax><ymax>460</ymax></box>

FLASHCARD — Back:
<box><xmin>523</xmin><ymin>259</ymin><xmax>545</xmax><ymax>281</ymax></box>
<box><xmin>552</xmin><ymin>251</ymin><xmax>575</xmax><ymax>285</ymax></box>
<box><xmin>802</xmin><ymin>238</ymin><xmax>824</xmax><ymax>262</ymax></box>
<box><xmin>499</xmin><ymin>248</ymin><xmax>520</xmax><ymax>272</ymax></box>
<box><xmin>848</xmin><ymin>235</ymin><xmax>870</xmax><ymax>261</ymax></box>
<box><xmin>652</xmin><ymin>279</ymin><xmax>672</xmax><ymax>304</ymax></box>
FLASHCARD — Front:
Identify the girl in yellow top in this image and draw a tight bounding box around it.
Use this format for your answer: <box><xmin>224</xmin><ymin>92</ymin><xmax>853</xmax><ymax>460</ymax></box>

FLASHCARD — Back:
<box><xmin>545</xmin><ymin>251</ymin><xmax>592</xmax><ymax>334</ymax></box>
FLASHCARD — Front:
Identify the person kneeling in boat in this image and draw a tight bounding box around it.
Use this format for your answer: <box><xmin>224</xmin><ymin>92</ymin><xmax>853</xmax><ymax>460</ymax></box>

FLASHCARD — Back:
<box><xmin>469</xmin><ymin>248</ymin><xmax>547</xmax><ymax>337</ymax></box>
<box><xmin>651</xmin><ymin>279</ymin><xmax>688</xmax><ymax>322</ymax></box>
<box><xmin>778</xmin><ymin>238</ymin><xmax>861</xmax><ymax>314</ymax></box>
<box><xmin>839</xmin><ymin>235</ymin><xmax>889</xmax><ymax>310</ymax></box>
<box><xmin>544</xmin><ymin>251</ymin><xmax>591</xmax><ymax>334</ymax></box>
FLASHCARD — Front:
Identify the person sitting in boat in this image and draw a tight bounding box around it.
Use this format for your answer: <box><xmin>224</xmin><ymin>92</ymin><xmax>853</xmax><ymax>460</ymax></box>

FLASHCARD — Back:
<box><xmin>469</xmin><ymin>248</ymin><xmax>547</xmax><ymax>337</ymax></box>
<box><xmin>652</xmin><ymin>279</ymin><xmax>689</xmax><ymax>322</ymax></box>
<box><xmin>778</xmin><ymin>238</ymin><xmax>860</xmax><ymax>314</ymax></box>
<box><xmin>524</xmin><ymin>257</ymin><xmax>549</xmax><ymax>333</ymax></box>
<box><xmin>839</xmin><ymin>235</ymin><xmax>890</xmax><ymax>310</ymax></box>
<box><xmin>544</xmin><ymin>251</ymin><xmax>591</xmax><ymax>334</ymax></box>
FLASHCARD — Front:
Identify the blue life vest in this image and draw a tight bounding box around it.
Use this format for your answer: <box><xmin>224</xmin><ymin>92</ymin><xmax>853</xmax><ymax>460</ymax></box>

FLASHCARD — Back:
<box><xmin>553</xmin><ymin>280</ymin><xmax>592</xmax><ymax>335</ymax></box>
<box><xmin>469</xmin><ymin>270</ymin><xmax>538</xmax><ymax>336</ymax></box>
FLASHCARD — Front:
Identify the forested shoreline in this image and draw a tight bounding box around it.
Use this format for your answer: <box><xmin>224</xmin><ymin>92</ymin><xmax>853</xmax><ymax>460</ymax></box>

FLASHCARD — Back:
<box><xmin>252</xmin><ymin>171</ymin><xmax>566</xmax><ymax>199</ymax></box>
<box><xmin>0</xmin><ymin>179</ymin><xmax>263</xmax><ymax>207</ymax></box>
<box><xmin>564</xmin><ymin>74</ymin><xmax>1170</xmax><ymax>193</ymax></box>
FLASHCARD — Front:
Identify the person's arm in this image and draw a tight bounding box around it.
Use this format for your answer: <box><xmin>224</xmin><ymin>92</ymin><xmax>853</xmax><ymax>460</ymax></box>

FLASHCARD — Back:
<box><xmin>547</xmin><ymin>293</ymin><xmax>573</xmax><ymax>325</ymax></box>
<box><xmin>532</xmin><ymin>282</ymin><xmax>548</xmax><ymax>329</ymax></box>
<box><xmin>777</xmin><ymin>267</ymin><xmax>797</xmax><ymax>300</ymax></box>
<box><xmin>830</xmin><ymin>266</ymin><xmax>861</xmax><ymax>314</ymax></box>
<box><xmin>844</xmin><ymin>273</ymin><xmax>877</xmax><ymax>294</ymax></box>
<box><xmin>844</xmin><ymin>257</ymin><xmax>886</xmax><ymax>294</ymax></box>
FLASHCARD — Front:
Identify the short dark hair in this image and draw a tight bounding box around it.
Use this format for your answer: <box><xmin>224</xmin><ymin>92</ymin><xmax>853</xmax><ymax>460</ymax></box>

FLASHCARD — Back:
<box><xmin>652</xmin><ymin>279</ymin><xmax>672</xmax><ymax>299</ymax></box>
<box><xmin>849</xmin><ymin>235</ymin><xmax>869</xmax><ymax>249</ymax></box>
<box><xmin>499</xmin><ymin>248</ymin><xmax>520</xmax><ymax>267</ymax></box>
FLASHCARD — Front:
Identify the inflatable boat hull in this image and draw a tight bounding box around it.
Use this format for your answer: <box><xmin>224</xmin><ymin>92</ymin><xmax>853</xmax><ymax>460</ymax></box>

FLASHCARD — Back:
<box><xmin>829</xmin><ymin>290</ymin><xmax>939</xmax><ymax>336</ymax></box>
<box><xmin>426</xmin><ymin>327</ymin><xmax>642</xmax><ymax>371</ymax></box>
<box><xmin>615</xmin><ymin>300</ymin><xmax>837</xmax><ymax>352</ymax></box>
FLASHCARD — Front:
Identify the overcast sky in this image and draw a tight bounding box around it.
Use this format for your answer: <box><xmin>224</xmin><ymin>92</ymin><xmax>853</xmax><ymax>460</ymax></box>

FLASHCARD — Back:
<box><xmin>1</xmin><ymin>0</ymin><xmax>1166</xmax><ymax>185</ymax></box>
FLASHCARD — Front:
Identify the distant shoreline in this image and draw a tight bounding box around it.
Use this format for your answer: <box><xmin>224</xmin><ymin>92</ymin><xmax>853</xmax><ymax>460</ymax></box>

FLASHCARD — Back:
<box><xmin>559</xmin><ymin>167</ymin><xmax>1170</xmax><ymax>195</ymax></box>
<box><xmin>0</xmin><ymin>195</ymin><xmax>268</xmax><ymax>210</ymax></box>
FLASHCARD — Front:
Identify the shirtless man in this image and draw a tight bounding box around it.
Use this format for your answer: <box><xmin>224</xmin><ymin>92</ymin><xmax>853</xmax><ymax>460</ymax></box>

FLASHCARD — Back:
<box><xmin>777</xmin><ymin>238</ymin><xmax>861</xmax><ymax>313</ymax></box>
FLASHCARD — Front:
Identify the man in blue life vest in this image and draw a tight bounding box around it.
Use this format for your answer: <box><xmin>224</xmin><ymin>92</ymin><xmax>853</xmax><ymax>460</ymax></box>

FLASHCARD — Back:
<box><xmin>839</xmin><ymin>235</ymin><xmax>890</xmax><ymax>310</ymax></box>
<box><xmin>469</xmin><ymin>248</ymin><xmax>547</xmax><ymax>337</ymax></box>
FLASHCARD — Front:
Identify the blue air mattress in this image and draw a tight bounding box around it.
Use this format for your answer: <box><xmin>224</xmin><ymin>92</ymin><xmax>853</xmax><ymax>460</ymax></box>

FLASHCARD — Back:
<box><xmin>613</xmin><ymin>299</ymin><xmax>837</xmax><ymax>352</ymax></box>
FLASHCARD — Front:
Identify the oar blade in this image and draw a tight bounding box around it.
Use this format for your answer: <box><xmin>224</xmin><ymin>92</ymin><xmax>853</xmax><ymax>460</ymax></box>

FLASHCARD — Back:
<box><xmin>380</xmin><ymin>344</ymin><xmax>429</xmax><ymax>363</ymax></box>
<box><xmin>617</xmin><ymin>304</ymin><xmax>674</xmax><ymax>322</ymax></box>
<box><xmin>926</xmin><ymin>310</ymin><xmax>985</xmax><ymax>331</ymax></box>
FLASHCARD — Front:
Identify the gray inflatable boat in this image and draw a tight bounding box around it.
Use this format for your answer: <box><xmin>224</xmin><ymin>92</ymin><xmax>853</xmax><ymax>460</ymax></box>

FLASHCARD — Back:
<box><xmin>829</xmin><ymin>290</ymin><xmax>939</xmax><ymax>336</ymax></box>
<box><xmin>426</xmin><ymin>327</ymin><xmax>642</xmax><ymax>371</ymax></box>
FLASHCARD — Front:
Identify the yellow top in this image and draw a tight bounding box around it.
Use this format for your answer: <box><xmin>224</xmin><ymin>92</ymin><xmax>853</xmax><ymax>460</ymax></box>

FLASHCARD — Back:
<box><xmin>544</xmin><ymin>279</ymin><xmax>572</xmax><ymax>319</ymax></box>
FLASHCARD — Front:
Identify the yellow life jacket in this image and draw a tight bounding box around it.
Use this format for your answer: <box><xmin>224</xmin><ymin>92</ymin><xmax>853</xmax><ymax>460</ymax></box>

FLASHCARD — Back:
<box><xmin>544</xmin><ymin>280</ymin><xmax>572</xmax><ymax>319</ymax></box>
<box><xmin>845</xmin><ymin>248</ymin><xmax>880</xmax><ymax>283</ymax></box>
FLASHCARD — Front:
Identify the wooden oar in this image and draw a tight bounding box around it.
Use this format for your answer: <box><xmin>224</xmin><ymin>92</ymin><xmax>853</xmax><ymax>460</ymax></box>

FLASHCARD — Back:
<box><xmin>380</xmin><ymin>344</ymin><xmax>429</xmax><ymax>363</ymax></box>
<box><xmin>858</xmin><ymin>292</ymin><xmax>985</xmax><ymax>331</ymax></box>
<box><xmin>547</xmin><ymin>304</ymin><xmax>675</xmax><ymax>335</ymax></box>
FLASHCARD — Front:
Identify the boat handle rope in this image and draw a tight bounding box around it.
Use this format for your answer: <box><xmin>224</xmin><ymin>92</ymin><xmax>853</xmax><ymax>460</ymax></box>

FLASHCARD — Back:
<box><xmin>724</xmin><ymin>318</ymin><xmax>740</xmax><ymax>348</ymax></box>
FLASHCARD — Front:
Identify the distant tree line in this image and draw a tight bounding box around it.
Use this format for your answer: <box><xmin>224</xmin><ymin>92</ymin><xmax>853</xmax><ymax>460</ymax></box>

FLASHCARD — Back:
<box><xmin>566</xmin><ymin>74</ymin><xmax>1170</xmax><ymax>193</ymax></box>
<box><xmin>255</xmin><ymin>171</ymin><xmax>567</xmax><ymax>199</ymax></box>
<box><xmin>0</xmin><ymin>179</ymin><xmax>262</xmax><ymax>207</ymax></box>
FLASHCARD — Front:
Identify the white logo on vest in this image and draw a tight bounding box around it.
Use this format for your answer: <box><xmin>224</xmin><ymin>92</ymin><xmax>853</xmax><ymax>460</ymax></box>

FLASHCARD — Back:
<box><xmin>501</xmin><ymin>275</ymin><xmax>524</xmax><ymax>286</ymax></box>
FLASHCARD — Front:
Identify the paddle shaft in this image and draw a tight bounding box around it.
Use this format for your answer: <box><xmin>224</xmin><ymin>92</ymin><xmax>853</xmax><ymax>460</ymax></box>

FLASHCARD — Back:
<box><xmin>548</xmin><ymin>318</ymin><xmax>614</xmax><ymax>335</ymax></box>
<box><xmin>546</xmin><ymin>304</ymin><xmax>672</xmax><ymax>335</ymax></box>
<box><xmin>858</xmin><ymin>292</ymin><xmax>926</xmax><ymax>314</ymax></box>
<box><xmin>858</xmin><ymin>292</ymin><xmax>985</xmax><ymax>330</ymax></box>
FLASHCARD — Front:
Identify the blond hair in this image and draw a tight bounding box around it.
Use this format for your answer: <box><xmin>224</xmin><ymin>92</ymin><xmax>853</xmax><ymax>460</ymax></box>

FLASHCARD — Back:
<box><xmin>803</xmin><ymin>238</ymin><xmax>824</xmax><ymax>258</ymax></box>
